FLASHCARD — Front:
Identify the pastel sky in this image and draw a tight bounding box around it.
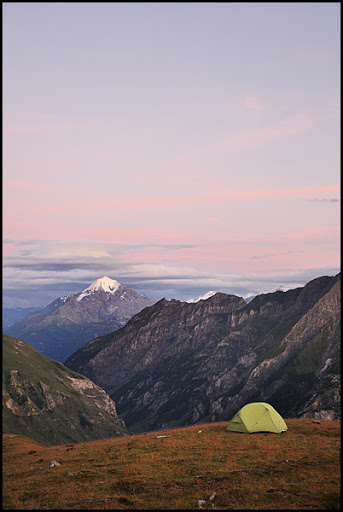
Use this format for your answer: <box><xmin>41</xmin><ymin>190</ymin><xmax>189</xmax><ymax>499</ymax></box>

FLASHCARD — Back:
<box><xmin>3</xmin><ymin>2</ymin><xmax>340</xmax><ymax>307</ymax></box>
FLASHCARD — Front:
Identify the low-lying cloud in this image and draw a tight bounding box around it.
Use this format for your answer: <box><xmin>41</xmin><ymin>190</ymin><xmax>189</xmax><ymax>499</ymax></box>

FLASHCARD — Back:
<box><xmin>3</xmin><ymin>239</ymin><xmax>340</xmax><ymax>308</ymax></box>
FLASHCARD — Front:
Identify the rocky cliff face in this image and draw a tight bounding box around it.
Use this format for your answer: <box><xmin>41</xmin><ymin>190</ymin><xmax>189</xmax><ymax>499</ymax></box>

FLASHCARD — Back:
<box><xmin>65</xmin><ymin>293</ymin><xmax>246</xmax><ymax>391</ymax></box>
<box><xmin>6</xmin><ymin>277</ymin><xmax>155</xmax><ymax>363</ymax></box>
<box><xmin>3</xmin><ymin>334</ymin><xmax>128</xmax><ymax>446</ymax></box>
<box><xmin>65</xmin><ymin>274</ymin><xmax>341</xmax><ymax>433</ymax></box>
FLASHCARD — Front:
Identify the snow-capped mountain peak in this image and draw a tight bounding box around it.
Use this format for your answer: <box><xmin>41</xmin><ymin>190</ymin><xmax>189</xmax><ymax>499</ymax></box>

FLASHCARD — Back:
<box><xmin>186</xmin><ymin>291</ymin><xmax>218</xmax><ymax>303</ymax></box>
<box><xmin>76</xmin><ymin>276</ymin><xmax>121</xmax><ymax>302</ymax></box>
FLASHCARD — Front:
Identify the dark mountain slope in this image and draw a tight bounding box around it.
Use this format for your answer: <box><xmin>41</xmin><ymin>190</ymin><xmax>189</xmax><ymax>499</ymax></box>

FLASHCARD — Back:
<box><xmin>65</xmin><ymin>274</ymin><xmax>341</xmax><ymax>433</ymax></box>
<box><xmin>65</xmin><ymin>292</ymin><xmax>246</xmax><ymax>391</ymax></box>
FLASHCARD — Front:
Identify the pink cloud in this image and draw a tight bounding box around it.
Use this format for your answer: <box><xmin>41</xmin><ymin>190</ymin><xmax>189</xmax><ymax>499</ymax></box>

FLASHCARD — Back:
<box><xmin>3</xmin><ymin>113</ymin><xmax>77</xmax><ymax>134</ymax></box>
<box><xmin>3</xmin><ymin>242</ymin><xmax>17</xmax><ymax>257</ymax></box>
<box><xmin>4</xmin><ymin>122</ymin><xmax>71</xmax><ymax>134</ymax></box>
<box><xmin>91</xmin><ymin>184</ymin><xmax>340</xmax><ymax>211</ymax></box>
<box><xmin>120</xmin><ymin>241</ymin><xmax>338</xmax><ymax>275</ymax></box>
<box><xmin>202</xmin><ymin>216</ymin><xmax>231</xmax><ymax>226</ymax></box>
<box><xmin>277</xmin><ymin>225</ymin><xmax>339</xmax><ymax>242</ymax></box>
<box><xmin>296</xmin><ymin>48</ymin><xmax>329</xmax><ymax>61</ymax></box>
<box><xmin>4</xmin><ymin>180</ymin><xmax>76</xmax><ymax>194</ymax></box>
<box><xmin>244</xmin><ymin>95</ymin><xmax>264</xmax><ymax>112</ymax></box>
<box><xmin>243</xmin><ymin>95</ymin><xmax>265</xmax><ymax>120</ymax></box>
<box><xmin>166</xmin><ymin>112</ymin><xmax>318</xmax><ymax>167</ymax></box>
<box><xmin>232</xmin><ymin>185</ymin><xmax>339</xmax><ymax>201</ymax></box>
<box><xmin>94</xmin><ymin>228</ymin><xmax>188</xmax><ymax>243</ymax></box>
<box><xmin>4</xmin><ymin>178</ymin><xmax>339</xmax><ymax>219</ymax></box>
<box><xmin>214</xmin><ymin>114</ymin><xmax>315</xmax><ymax>154</ymax></box>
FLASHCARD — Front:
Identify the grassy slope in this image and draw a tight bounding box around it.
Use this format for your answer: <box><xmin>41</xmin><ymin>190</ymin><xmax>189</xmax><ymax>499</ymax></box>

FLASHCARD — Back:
<box><xmin>3</xmin><ymin>335</ymin><xmax>128</xmax><ymax>445</ymax></box>
<box><xmin>3</xmin><ymin>419</ymin><xmax>340</xmax><ymax>510</ymax></box>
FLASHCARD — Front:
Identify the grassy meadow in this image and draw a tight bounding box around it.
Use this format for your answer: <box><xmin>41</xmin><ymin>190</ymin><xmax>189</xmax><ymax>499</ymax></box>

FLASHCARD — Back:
<box><xmin>3</xmin><ymin>419</ymin><xmax>340</xmax><ymax>510</ymax></box>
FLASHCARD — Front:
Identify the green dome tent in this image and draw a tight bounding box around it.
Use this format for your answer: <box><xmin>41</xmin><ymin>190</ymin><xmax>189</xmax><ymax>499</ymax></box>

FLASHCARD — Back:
<box><xmin>226</xmin><ymin>402</ymin><xmax>287</xmax><ymax>434</ymax></box>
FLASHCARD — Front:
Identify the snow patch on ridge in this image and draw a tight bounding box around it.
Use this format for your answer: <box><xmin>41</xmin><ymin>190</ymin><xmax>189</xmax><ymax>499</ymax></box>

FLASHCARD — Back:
<box><xmin>186</xmin><ymin>291</ymin><xmax>218</xmax><ymax>303</ymax></box>
<box><xmin>60</xmin><ymin>294</ymin><xmax>73</xmax><ymax>303</ymax></box>
<box><xmin>76</xmin><ymin>277</ymin><xmax>121</xmax><ymax>302</ymax></box>
<box><xmin>319</xmin><ymin>358</ymin><xmax>333</xmax><ymax>374</ymax></box>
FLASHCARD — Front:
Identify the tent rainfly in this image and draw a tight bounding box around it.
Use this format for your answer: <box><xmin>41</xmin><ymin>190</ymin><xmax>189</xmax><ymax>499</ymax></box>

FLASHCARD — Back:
<box><xmin>226</xmin><ymin>402</ymin><xmax>287</xmax><ymax>434</ymax></box>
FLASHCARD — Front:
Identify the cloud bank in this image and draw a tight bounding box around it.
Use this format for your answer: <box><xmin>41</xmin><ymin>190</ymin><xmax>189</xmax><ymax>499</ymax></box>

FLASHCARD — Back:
<box><xmin>3</xmin><ymin>239</ymin><xmax>339</xmax><ymax>307</ymax></box>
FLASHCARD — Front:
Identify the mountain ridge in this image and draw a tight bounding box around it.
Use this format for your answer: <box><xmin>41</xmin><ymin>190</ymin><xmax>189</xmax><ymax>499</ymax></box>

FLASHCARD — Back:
<box><xmin>6</xmin><ymin>277</ymin><xmax>155</xmax><ymax>362</ymax></box>
<box><xmin>2</xmin><ymin>306</ymin><xmax>44</xmax><ymax>331</ymax></box>
<box><xmin>65</xmin><ymin>273</ymin><xmax>340</xmax><ymax>433</ymax></box>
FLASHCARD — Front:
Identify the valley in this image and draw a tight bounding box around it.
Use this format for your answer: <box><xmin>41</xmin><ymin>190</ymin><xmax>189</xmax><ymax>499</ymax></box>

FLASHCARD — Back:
<box><xmin>2</xmin><ymin>273</ymin><xmax>341</xmax><ymax>510</ymax></box>
<box><xmin>3</xmin><ymin>334</ymin><xmax>128</xmax><ymax>446</ymax></box>
<box><xmin>65</xmin><ymin>274</ymin><xmax>341</xmax><ymax>433</ymax></box>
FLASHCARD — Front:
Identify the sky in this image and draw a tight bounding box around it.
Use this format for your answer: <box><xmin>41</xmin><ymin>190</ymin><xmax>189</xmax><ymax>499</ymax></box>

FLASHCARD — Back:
<box><xmin>3</xmin><ymin>2</ymin><xmax>340</xmax><ymax>307</ymax></box>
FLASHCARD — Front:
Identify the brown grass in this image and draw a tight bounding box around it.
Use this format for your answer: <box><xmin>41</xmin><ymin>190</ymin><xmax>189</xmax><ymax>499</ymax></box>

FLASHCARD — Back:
<box><xmin>2</xmin><ymin>419</ymin><xmax>341</xmax><ymax>510</ymax></box>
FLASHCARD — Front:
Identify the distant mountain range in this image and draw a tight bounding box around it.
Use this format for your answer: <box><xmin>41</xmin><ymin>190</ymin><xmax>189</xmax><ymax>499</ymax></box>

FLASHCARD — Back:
<box><xmin>6</xmin><ymin>277</ymin><xmax>155</xmax><ymax>363</ymax></box>
<box><xmin>3</xmin><ymin>307</ymin><xmax>44</xmax><ymax>331</ymax></box>
<box><xmin>65</xmin><ymin>273</ymin><xmax>341</xmax><ymax>433</ymax></box>
<box><xmin>3</xmin><ymin>334</ymin><xmax>128</xmax><ymax>446</ymax></box>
